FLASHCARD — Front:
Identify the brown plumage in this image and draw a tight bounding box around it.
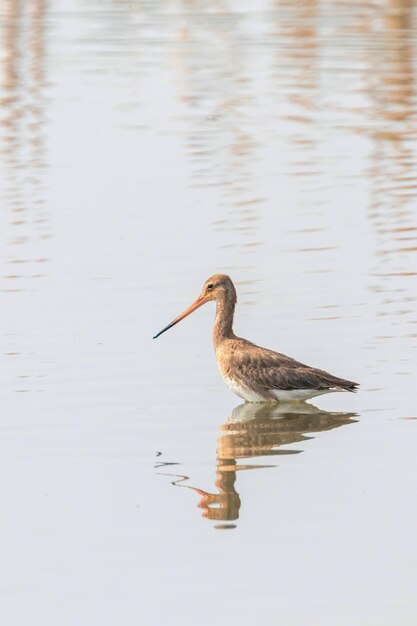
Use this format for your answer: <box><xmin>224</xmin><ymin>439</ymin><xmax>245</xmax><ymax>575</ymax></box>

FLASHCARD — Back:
<box><xmin>154</xmin><ymin>274</ymin><xmax>358</xmax><ymax>403</ymax></box>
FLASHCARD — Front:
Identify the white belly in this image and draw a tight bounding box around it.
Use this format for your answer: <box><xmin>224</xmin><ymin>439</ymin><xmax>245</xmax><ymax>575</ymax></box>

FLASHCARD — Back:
<box><xmin>269</xmin><ymin>388</ymin><xmax>332</xmax><ymax>402</ymax></box>
<box><xmin>222</xmin><ymin>375</ymin><xmax>267</xmax><ymax>402</ymax></box>
<box><xmin>221</xmin><ymin>374</ymin><xmax>334</xmax><ymax>403</ymax></box>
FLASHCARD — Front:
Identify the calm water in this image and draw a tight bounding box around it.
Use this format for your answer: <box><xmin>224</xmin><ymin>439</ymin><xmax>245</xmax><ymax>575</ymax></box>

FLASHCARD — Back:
<box><xmin>1</xmin><ymin>1</ymin><xmax>417</xmax><ymax>624</ymax></box>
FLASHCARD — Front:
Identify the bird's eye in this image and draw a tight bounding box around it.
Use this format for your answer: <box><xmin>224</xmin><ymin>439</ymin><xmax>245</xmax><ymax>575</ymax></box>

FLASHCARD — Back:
<box><xmin>207</xmin><ymin>283</ymin><xmax>214</xmax><ymax>290</ymax></box>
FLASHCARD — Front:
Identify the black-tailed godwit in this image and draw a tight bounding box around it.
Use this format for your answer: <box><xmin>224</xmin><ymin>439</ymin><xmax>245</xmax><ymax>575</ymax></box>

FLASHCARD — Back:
<box><xmin>153</xmin><ymin>274</ymin><xmax>358</xmax><ymax>402</ymax></box>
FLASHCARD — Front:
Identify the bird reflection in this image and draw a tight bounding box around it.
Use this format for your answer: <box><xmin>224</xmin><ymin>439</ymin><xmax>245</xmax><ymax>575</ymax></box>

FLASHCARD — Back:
<box><xmin>157</xmin><ymin>402</ymin><xmax>356</xmax><ymax>529</ymax></box>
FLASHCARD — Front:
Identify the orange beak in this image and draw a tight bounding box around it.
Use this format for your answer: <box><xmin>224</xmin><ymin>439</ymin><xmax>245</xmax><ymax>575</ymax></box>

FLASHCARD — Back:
<box><xmin>153</xmin><ymin>295</ymin><xmax>209</xmax><ymax>339</ymax></box>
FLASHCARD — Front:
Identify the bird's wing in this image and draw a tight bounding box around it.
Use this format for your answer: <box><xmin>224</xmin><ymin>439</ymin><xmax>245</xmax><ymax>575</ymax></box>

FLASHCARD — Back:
<box><xmin>232</xmin><ymin>346</ymin><xmax>357</xmax><ymax>392</ymax></box>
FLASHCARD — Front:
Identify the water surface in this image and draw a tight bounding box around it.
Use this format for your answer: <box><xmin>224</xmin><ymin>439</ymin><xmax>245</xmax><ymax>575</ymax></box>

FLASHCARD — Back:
<box><xmin>1</xmin><ymin>1</ymin><xmax>417</xmax><ymax>625</ymax></box>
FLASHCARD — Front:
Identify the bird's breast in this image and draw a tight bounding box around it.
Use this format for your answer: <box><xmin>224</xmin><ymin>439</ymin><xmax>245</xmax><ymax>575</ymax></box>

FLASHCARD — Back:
<box><xmin>215</xmin><ymin>344</ymin><xmax>265</xmax><ymax>401</ymax></box>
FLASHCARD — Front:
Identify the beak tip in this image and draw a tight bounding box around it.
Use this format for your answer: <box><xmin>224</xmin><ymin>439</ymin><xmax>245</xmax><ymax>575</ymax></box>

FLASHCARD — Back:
<box><xmin>152</xmin><ymin>296</ymin><xmax>206</xmax><ymax>341</ymax></box>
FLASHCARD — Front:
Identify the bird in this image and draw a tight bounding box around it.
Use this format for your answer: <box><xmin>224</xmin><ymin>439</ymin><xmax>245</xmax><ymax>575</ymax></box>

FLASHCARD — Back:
<box><xmin>153</xmin><ymin>274</ymin><xmax>358</xmax><ymax>403</ymax></box>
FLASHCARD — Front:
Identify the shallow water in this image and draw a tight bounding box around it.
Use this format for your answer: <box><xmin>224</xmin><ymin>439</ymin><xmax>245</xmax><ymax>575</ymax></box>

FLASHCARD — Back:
<box><xmin>1</xmin><ymin>1</ymin><xmax>417</xmax><ymax>624</ymax></box>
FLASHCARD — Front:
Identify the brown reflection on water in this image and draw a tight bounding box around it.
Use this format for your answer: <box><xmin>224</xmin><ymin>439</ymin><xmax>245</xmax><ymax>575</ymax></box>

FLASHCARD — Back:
<box><xmin>366</xmin><ymin>0</ymin><xmax>417</xmax><ymax>345</ymax></box>
<box><xmin>269</xmin><ymin>0</ymin><xmax>330</xmax><ymax>273</ymax></box>
<box><xmin>173</xmin><ymin>5</ymin><xmax>264</xmax><ymax>261</ymax></box>
<box><xmin>272</xmin><ymin>0</ymin><xmax>319</xmax><ymax>180</ymax></box>
<box><xmin>159</xmin><ymin>402</ymin><xmax>356</xmax><ymax>529</ymax></box>
<box><xmin>368</xmin><ymin>0</ymin><xmax>417</xmax><ymax>243</ymax></box>
<box><xmin>0</xmin><ymin>0</ymin><xmax>49</xmax><ymax>290</ymax></box>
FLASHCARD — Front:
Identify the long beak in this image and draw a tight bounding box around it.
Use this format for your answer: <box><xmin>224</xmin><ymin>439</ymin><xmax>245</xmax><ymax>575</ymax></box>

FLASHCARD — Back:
<box><xmin>153</xmin><ymin>295</ymin><xmax>208</xmax><ymax>339</ymax></box>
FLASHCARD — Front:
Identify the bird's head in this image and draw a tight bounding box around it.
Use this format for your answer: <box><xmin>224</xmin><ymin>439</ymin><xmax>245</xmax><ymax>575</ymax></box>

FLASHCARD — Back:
<box><xmin>153</xmin><ymin>274</ymin><xmax>236</xmax><ymax>339</ymax></box>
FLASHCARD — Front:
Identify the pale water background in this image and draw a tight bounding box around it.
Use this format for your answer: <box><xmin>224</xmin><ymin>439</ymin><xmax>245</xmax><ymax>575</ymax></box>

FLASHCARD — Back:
<box><xmin>1</xmin><ymin>1</ymin><xmax>417</xmax><ymax>625</ymax></box>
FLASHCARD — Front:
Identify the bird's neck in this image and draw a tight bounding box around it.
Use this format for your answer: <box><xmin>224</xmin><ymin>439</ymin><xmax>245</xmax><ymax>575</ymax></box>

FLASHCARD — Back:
<box><xmin>213</xmin><ymin>297</ymin><xmax>236</xmax><ymax>346</ymax></box>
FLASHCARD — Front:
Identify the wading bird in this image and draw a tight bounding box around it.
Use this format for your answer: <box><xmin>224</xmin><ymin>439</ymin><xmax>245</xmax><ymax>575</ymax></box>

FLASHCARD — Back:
<box><xmin>153</xmin><ymin>274</ymin><xmax>358</xmax><ymax>402</ymax></box>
